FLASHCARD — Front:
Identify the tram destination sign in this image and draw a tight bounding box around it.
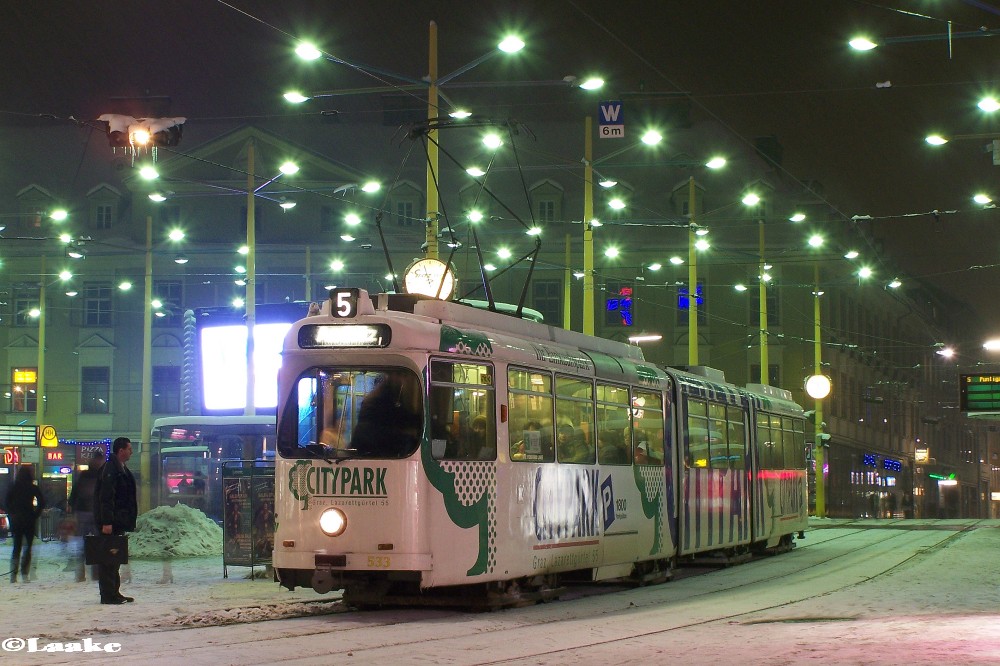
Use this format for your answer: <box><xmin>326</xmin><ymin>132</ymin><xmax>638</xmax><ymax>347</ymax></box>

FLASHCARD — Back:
<box><xmin>959</xmin><ymin>374</ymin><xmax>1000</xmax><ymax>413</ymax></box>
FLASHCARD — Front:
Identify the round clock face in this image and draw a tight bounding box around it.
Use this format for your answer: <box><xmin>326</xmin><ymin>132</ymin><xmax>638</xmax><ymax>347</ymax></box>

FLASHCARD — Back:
<box><xmin>403</xmin><ymin>258</ymin><xmax>455</xmax><ymax>299</ymax></box>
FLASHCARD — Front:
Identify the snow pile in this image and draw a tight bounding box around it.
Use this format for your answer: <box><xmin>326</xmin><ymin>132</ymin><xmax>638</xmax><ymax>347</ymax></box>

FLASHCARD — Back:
<box><xmin>129</xmin><ymin>503</ymin><xmax>223</xmax><ymax>559</ymax></box>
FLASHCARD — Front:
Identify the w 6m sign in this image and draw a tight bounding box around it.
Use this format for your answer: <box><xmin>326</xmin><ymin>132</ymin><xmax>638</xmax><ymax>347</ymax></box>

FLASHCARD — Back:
<box><xmin>598</xmin><ymin>101</ymin><xmax>624</xmax><ymax>138</ymax></box>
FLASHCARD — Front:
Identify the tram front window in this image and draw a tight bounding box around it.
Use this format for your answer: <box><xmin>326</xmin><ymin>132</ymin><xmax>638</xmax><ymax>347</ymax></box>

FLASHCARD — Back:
<box><xmin>280</xmin><ymin>367</ymin><xmax>422</xmax><ymax>460</ymax></box>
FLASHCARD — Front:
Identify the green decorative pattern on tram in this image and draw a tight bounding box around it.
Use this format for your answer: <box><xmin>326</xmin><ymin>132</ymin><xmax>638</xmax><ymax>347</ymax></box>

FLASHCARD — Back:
<box><xmin>635</xmin><ymin>365</ymin><xmax>660</xmax><ymax>385</ymax></box>
<box><xmin>635</xmin><ymin>465</ymin><xmax>665</xmax><ymax>555</ymax></box>
<box><xmin>289</xmin><ymin>460</ymin><xmax>312</xmax><ymax>509</ymax></box>
<box><xmin>442</xmin><ymin>460</ymin><xmax>497</xmax><ymax>574</ymax></box>
<box><xmin>421</xmin><ymin>443</ymin><xmax>496</xmax><ymax>576</ymax></box>
<box><xmin>440</xmin><ymin>325</ymin><xmax>494</xmax><ymax>357</ymax></box>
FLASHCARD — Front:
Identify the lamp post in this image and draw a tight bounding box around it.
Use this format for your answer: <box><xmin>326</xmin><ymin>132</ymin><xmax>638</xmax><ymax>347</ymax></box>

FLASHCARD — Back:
<box><xmin>741</xmin><ymin>192</ymin><xmax>769</xmax><ymax>380</ymax></box>
<box><xmin>287</xmin><ymin>28</ymin><xmax>528</xmax><ymax>261</ymax></box>
<box><xmin>808</xmin><ymin>263</ymin><xmax>830</xmax><ymax>518</ymax></box>
<box><xmin>683</xmin><ymin>157</ymin><xmax>725</xmax><ymax>365</ymax></box>
<box><xmin>583</xmin><ymin>116</ymin><xmax>595</xmax><ymax>335</ymax></box>
<box><xmin>580</xmin><ymin>127</ymin><xmax>664</xmax><ymax>334</ymax></box>
<box><xmin>32</xmin><ymin>208</ymin><xmax>70</xmax><ymax>431</ymax></box>
<box><xmin>36</xmin><ymin>254</ymin><xmax>46</xmax><ymax>429</ymax></box>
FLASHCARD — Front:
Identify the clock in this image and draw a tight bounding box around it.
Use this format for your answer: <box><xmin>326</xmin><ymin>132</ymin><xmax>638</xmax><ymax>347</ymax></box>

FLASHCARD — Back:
<box><xmin>403</xmin><ymin>258</ymin><xmax>456</xmax><ymax>300</ymax></box>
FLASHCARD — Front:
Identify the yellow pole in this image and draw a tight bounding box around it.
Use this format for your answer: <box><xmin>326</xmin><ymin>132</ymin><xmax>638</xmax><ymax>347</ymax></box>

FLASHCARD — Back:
<box><xmin>140</xmin><ymin>215</ymin><xmax>153</xmax><ymax>513</ymax></box>
<box><xmin>583</xmin><ymin>116</ymin><xmax>595</xmax><ymax>336</ymax></box>
<box><xmin>245</xmin><ymin>138</ymin><xmax>256</xmax><ymax>417</ymax></box>
<box><xmin>305</xmin><ymin>246</ymin><xmax>312</xmax><ymax>301</ymax></box>
<box><xmin>425</xmin><ymin>21</ymin><xmax>439</xmax><ymax>260</ymax></box>
<box><xmin>814</xmin><ymin>263</ymin><xmax>826</xmax><ymax>517</ymax></box>
<box><xmin>758</xmin><ymin>219</ymin><xmax>768</xmax><ymax>381</ymax></box>
<box><xmin>687</xmin><ymin>177</ymin><xmax>698</xmax><ymax>366</ymax></box>
<box><xmin>563</xmin><ymin>234</ymin><xmax>572</xmax><ymax>330</ymax></box>
<box><xmin>36</xmin><ymin>255</ymin><xmax>45</xmax><ymax>428</ymax></box>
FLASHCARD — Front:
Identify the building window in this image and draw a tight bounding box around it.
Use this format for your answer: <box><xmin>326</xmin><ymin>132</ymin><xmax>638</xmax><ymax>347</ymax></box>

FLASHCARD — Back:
<box><xmin>676</xmin><ymin>281</ymin><xmax>707</xmax><ymax>326</ymax></box>
<box><xmin>152</xmin><ymin>366</ymin><xmax>181</xmax><ymax>413</ymax></box>
<box><xmin>320</xmin><ymin>205</ymin><xmax>335</xmax><ymax>233</ymax></box>
<box><xmin>83</xmin><ymin>283</ymin><xmax>112</xmax><ymax>327</ymax></box>
<box><xmin>531</xmin><ymin>279</ymin><xmax>562</xmax><ymax>326</ymax></box>
<box><xmin>93</xmin><ymin>204</ymin><xmax>114</xmax><ymax>230</ymax></box>
<box><xmin>81</xmin><ymin>366</ymin><xmax>110</xmax><ymax>414</ymax></box>
<box><xmin>750</xmin><ymin>289</ymin><xmax>781</xmax><ymax>327</ymax></box>
<box><xmin>396</xmin><ymin>200</ymin><xmax>415</xmax><ymax>227</ymax></box>
<box><xmin>153</xmin><ymin>280</ymin><xmax>183</xmax><ymax>327</ymax></box>
<box><xmin>13</xmin><ymin>288</ymin><xmax>37</xmax><ymax>326</ymax></box>
<box><xmin>536</xmin><ymin>199</ymin><xmax>556</xmax><ymax>222</ymax></box>
<box><xmin>457</xmin><ymin>279</ymin><xmax>485</xmax><ymax>302</ymax></box>
<box><xmin>750</xmin><ymin>364</ymin><xmax>781</xmax><ymax>387</ymax></box>
<box><xmin>604</xmin><ymin>281</ymin><xmax>634</xmax><ymax>327</ymax></box>
<box><xmin>10</xmin><ymin>367</ymin><xmax>37</xmax><ymax>413</ymax></box>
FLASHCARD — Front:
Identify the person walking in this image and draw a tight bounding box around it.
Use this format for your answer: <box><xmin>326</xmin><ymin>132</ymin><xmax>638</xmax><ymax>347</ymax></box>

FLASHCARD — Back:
<box><xmin>5</xmin><ymin>465</ymin><xmax>45</xmax><ymax>583</ymax></box>
<box><xmin>92</xmin><ymin>437</ymin><xmax>137</xmax><ymax>604</ymax></box>
<box><xmin>68</xmin><ymin>449</ymin><xmax>106</xmax><ymax>582</ymax></box>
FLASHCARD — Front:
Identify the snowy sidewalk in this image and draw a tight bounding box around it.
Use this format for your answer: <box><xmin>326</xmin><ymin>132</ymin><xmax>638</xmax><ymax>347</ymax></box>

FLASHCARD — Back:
<box><xmin>0</xmin><ymin>541</ymin><xmax>341</xmax><ymax>644</ymax></box>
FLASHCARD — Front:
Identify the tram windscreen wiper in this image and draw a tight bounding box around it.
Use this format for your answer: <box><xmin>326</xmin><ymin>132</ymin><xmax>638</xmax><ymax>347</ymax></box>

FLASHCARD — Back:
<box><xmin>305</xmin><ymin>442</ymin><xmax>358</xmax><ymax>464</ymax></box>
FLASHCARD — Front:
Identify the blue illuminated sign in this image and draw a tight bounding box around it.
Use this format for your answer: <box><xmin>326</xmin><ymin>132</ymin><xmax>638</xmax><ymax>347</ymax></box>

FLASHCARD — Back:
<box><xmin>605</xmin><ymin>286</ymin><xmax>633</xmax><ymax>326</ymax></box>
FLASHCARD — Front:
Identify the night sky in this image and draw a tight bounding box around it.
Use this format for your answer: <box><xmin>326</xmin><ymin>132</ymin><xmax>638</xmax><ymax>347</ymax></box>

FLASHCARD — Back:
<box><xmin>4</xmin><ymin>0</ymin><xmax>1000</xmax><ymax>333</ymax></box>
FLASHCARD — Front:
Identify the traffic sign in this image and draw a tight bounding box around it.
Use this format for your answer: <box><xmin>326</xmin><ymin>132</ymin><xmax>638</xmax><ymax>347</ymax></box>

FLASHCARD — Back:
<box><xmin>598</xmin><ymin>101</ymin><xmax>624</xmax><ymax>138</ymax></box>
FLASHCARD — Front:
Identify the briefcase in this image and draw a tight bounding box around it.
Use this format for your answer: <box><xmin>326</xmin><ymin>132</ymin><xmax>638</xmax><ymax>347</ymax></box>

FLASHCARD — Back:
<box><xmin>84</xmin><ymin>534</ymin><xmax>129</xmax><ymax>566</ymax></box>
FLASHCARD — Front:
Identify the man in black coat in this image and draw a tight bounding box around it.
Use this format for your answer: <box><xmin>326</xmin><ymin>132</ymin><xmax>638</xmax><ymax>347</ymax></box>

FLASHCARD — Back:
<box><xmin>92</xmin><ymin>437</ymin><xmax>137</xmax><ymax>604</ymax></box>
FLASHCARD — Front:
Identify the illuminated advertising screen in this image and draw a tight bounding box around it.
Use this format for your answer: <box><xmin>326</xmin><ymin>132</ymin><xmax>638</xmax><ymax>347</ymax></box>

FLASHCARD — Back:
<box><xmin>196</xmin><ymin>303</ymin><xmax>310</xmax><ymax>414</ymax></box>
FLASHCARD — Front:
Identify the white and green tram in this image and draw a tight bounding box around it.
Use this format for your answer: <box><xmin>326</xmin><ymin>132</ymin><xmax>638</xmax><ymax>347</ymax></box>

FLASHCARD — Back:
<box><xmin>272</xmin><ymin>288</ymin><xmax>807</xmax><ymax>607</ymax></box>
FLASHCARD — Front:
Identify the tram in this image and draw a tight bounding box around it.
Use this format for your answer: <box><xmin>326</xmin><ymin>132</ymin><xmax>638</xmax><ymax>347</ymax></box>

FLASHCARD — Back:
<box><xmin>272</xmin><ymin>288</ymin><xmax>807</xmax><ymax>607</ymax></box>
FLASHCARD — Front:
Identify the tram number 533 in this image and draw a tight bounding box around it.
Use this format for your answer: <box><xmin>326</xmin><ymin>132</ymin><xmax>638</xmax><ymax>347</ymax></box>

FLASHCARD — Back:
<box><xmin>367</xmin><ymin>555</ymin><xmax>391</xmax><ymax>568</ymax></box>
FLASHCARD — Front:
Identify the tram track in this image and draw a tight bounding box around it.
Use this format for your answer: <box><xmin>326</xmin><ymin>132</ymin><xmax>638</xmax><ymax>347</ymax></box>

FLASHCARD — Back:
<box><xmin>37</xmin><ymin>523</ymin><xmax>981</xmax><ymax>665</ymax></box>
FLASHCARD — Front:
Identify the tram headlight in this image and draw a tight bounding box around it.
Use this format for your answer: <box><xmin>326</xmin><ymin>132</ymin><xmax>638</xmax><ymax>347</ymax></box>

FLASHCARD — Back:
<box><xmin>319</xmin><ymin>508</ymin><xmax>347</xmax><ymax>537</ymax></box>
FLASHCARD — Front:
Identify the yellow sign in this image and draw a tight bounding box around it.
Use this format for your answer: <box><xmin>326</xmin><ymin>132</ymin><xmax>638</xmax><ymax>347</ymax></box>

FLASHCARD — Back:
<box><xmin>13</xmin><ymin>369</ymin><xmax>37</xmax><ymax>384</ymax></box>
<box><xmin>39</xmin><ymin>425</ymin><xmax>58</xmax><ymax>447</ymax></box>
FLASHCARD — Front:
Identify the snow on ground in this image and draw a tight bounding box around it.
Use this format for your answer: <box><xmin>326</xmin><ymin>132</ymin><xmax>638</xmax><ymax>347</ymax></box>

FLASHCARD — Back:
<box><xmin>0</xmin><ymin>537</ymin><xmax>339</xmax><ymax>643</ymax></box>
<box><xmin>2</xmin><ymin>519</ymin><xmax>1000</xmax><ymax>665</ymax></box>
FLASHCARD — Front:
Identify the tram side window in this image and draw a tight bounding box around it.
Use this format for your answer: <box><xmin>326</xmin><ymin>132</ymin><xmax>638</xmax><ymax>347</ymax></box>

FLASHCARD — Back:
<box><xmin>507</xmin><ymin>368</ymin><xmax>554</xmax><ymax>462</ymax></box>
<box><xmin>596</xmin><ymin>383</ymin><xmax>630</xmax><ymax>465</ymax></box>
<box><xmin>632</xmin><ymin>389</ymin><xmax>664</xmax><ymax>465</ymax></box>
<box><xmin>790</xmin><ymin>417</ymin><xmax>806</xmax><ymax>469</ymax></box>
<box><xmin>727</xmin><ymin>406</ymin><xmax>746</xmax><ymax>469</ymax></box>
<box><xmin>770</xmin><ymin>414</ymin><xmax>785</xmax><ymax>468</ymax></box>
<box><xmin>781</xmin><ymin>416</ymin><xmax>806</xmax><ymax>469</ymax></box>
<box><xmin>555</xmin><ymin>376</ymin><xmax>595</xmax><ymax>464</ymax></box>
<box><xmin>279</xmin><ymin>367</ymin><xmax>422</xmax><ymax>459</ymax></box>
<box><xmin>686</xmin><ymin>399</ymin><xmax>710</xmax><ymax>468</ymax></box>
<box><xmin>429</xmin><ymin>360</ymin><xmax>496</xmax><ymax>461</ymax></box>
<box><xmin>756</xmin><ymin>412</ymin><xmax>773</xmax><ymax>468</ymax></box>
<box><xmin>708</xmin><ymin>403</ymin><xmax>728</xmax><ymax>469</ymax></box>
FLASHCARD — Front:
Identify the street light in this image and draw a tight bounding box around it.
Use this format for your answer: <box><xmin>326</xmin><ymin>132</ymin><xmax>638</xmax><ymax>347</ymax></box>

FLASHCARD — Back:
<box><xmin>287</xmin><ymin>25</ymin><xmax>528</xmax><ymax>261</ymax></box>
<box><xmin>580</xmin><ymin>125</ymin><xmax>663</xmax><ymax>335</ymax></box>
<box><xmin>742</xmin><ymin>192</ymin><xmax>769</xmax><ymax>380</ymax></box>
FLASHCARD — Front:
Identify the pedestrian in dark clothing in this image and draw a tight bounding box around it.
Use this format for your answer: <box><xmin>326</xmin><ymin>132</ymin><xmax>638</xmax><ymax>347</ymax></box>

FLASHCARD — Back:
<box><xmin>92</xmin><ymin>437</ymin><xmax>137</xmax><ymax>604</ymax></box>
<box><xmin>68</xmin><ymin>450</ymin><xmax>106</xmax><ymax>582</ymax></box>
<box><xmin>5</xmin><ymin>465</ymin><xmax>45</xmax><ymax>583</ymax></box>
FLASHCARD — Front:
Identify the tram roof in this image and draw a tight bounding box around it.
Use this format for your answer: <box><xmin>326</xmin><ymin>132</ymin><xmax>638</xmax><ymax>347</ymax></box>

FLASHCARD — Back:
<box><xmin>370</xmin><ymin>291</ymin><xmax>646</xmax><ymax>363</ymax></box>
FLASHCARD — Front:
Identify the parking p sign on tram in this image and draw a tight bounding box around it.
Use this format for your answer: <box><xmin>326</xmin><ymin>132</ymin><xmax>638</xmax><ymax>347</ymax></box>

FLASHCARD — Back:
<box><xmin>598</xmin><ymin>100</ymin><xmax>624</xmax><ymax>138</ymax></box>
